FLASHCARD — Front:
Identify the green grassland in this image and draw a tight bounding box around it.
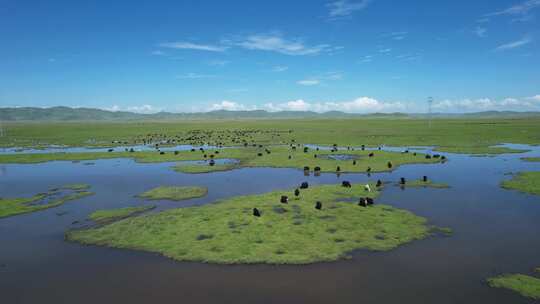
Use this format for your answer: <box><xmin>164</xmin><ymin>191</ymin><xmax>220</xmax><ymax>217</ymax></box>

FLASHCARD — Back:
<box><xmin>522</xmin><ymin>157</ymin><xmax>540</xmax><ymax>162</ymax></box>
<box><xmin>501</xmin><ymin>172</ymin><xmax>540</xmax><ymax>196</ymax></box>
<box><xmin>89</xmin><ymin>205</ymin><xmax>156</xmax><ymax>223</ymax></box>
<box><xmin>0</xmin><ymin>185</ymin><xmax>94</xmax><ymax>218</ymax></box>
<box><xmin>137</xmin><ymin>186</ymin><xmax>208</xmax><ymax>201</ymax></box>
<box><xmin>404</xmin><ymin>179</ymin><xmax>450</xmax><ymax>189</ymax></box>
<box><xmin>1</xmin><ymin>118</ymin><xmax>539</xmax><ymax>154</ymax></box>
<box><xmin>0</xmin><ymin>146</ymin><xmax>442</xmax><ymax>175</ymax></box>
<box><xmin>66</xmin><ymin>183</ymin><xmax>443</xmax><ymax>264</ymax></box>
<box><xmin>488</xmin><ymin>273</ymin><xmax>540</xmax><ymax>300</ymax></box>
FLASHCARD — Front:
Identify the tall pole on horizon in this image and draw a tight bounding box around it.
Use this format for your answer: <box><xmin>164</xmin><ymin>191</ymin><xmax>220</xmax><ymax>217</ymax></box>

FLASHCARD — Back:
<box><xmin>427</xmin><ymin>96</ymin><xmax>433</xmax><ymax>128</ymax></box>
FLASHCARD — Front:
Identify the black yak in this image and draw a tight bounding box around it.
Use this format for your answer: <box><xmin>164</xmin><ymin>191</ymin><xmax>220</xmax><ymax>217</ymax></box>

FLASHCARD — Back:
<box><xmin>304</xmin><ymin>166</ymin><xmax>310</xmax><ymax>171</ymax></box>
<box><xmin>366</xmin><ymin>197</ymin><xmax>374</xmax><ymax>205</ymax></box>
<box><xmin>336</xmin><ymin>166</ymin><xmax>341</xmax><ymax>172</ymax></box>
<box><xmin>315</xmin><ymin>201</ymin><xmax>322</xmax><ymax>210</ymax></box>
<box><xmin>359</xmin><ymin>197</ymin><xmax>368</xmax><ymax>207</ymax></box>
<box><xmin>300</xmin><ymin>182</ymin><xmax>309</xmax><ymax>189</ymax></box>
<box><xmin>294</xmin><ymin>189</ymin><xmax>300</xmax><ymax>197</ymax></box>
<box><xmin>423</xmin><ymin>175</ymin><xmax>428</xmax><ymax>182</ymax></box>
<box><xmin>352</xmin><ymin>160</ymin><xmax>357</xmax><ymax>165</ymax></box>
<box><xmin>376</xmin><ymin>180</ymin><xmax>383</xmax><ymax>187</ymax></box>
<box><xmin>342</xmin><ymin>181</ymin><xmax>352</xmax><ymax>188</ymax></box>
<box><xmin>253</xmin><ymin>208</ymin><xmax>261</xmax><ymax>217</ymax></box>
<box><xmin>280</xmin><ymin>195</ymin><xmax>288</xmax><ymax>203</ymax></box>
<box><xmin>400</xmin><ymin>177</ymin><xmax>406</xmax><ymax>185</ymax></box>
<box><xmin>387</xmin><ymin>161</ymin><xmax>393</xmax><ymax>169</ymax></box>
<box><xmin>369</xmin><ymin>152</ymin><xmax>374</xmax><ymax>157</ymax></box>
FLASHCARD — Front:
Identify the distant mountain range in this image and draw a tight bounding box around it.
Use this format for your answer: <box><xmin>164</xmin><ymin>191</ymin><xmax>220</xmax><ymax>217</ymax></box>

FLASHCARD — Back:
<box><xmin>1</xmin><ymin>106</ymin><xmax>539</xmax><ymax>121</ymax></box>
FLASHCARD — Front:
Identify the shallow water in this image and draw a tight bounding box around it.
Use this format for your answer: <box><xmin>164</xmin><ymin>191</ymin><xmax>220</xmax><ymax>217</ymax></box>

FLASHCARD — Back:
<box><xmin>1</xmin><ymin>145</ymin><xmax>540</xmax><ymax>303</ymax></box>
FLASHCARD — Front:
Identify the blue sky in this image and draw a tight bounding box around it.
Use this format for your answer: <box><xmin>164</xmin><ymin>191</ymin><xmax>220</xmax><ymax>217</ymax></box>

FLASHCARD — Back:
<box><xmin>1</xmin><ymin>0</ymin><xmax>539</xmax><ymax>113</ymax></box>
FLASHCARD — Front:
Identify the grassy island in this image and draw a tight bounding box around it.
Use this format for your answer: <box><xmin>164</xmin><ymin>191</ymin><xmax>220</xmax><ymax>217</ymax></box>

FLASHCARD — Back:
<box><xmin>0</xmin><ymin>184</ymin><xmax>94</xmax><ymax>218</ymax></box>
<box><xmin>501</xmin><ymin>172</ymin><xmax>540</xmax><ymax>196</ymax></box>
<box><xmin>67</xmin><ymin>183</ymin><xmax>444</xmax><ymax>264</ymax></box>
<box><xmin>137</xmin><ymin>186</ymin><xmax>208</xmax><ymax>201</ymax></box>
<box><xmin>488</xmin><ymin>273</ymin><xmax>540</xmax><ymax>300</ymax></box>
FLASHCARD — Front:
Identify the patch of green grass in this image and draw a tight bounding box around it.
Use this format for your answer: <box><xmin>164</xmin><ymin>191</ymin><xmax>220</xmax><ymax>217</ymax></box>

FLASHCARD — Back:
<box><xmin>404</xmin><ymin>179</ymin><xmax>450</xmax><ymax>189</ymax></box>
<box><xmin>2</xmin><ymin>118</ymin><xmax>540</xmax><ymax>154</ymax></box>
<box><xmin>488</xmin><ymin>274</ymin><xmax>540</xmax><ymax>300</ymax></box>
<box><xmin>0</xmin><ymin>146</ymin><xmax>442</xmax><ymax>175</ymax></box>
<box><xmin>435</xmin><ymin>146</ymin><xmax>528</xmax><ymax>154</ymax></box>
<box><xmin>0</xmin><ymin>187</ymin><xmax>94</xmax><ymax>218</ymax></box>
<box><xmin>66</xmin><ymin>183</ymin><xmax>439</xmax><ymax>264</ymax></box>
<box><xmin>137</xmin><ymin>186</ymin><xmax>208</xmax><ymax>201</ymax></box>
<box><xmin>89</xmin><ymin>205</ymin><xmax>155</xmax><ymax>223</ymax></box>
<box><xmin>501</xmin><ymin>172</ymin><xmax>540</xmax><ymax>196</ymax></box>
<box><xmin>522</xmin><ymin>157</ymin><xmax>540</xmax><ymax>162</ymax></box>
<box><xmin>173</xmin><ymin>163</ymin><xmax>237</xmax><ymax>174</ymax></box>
<box><xmin>60</xmin><ymin>184</ymin><xmax>91</xmax><ymax>190</ymax></box>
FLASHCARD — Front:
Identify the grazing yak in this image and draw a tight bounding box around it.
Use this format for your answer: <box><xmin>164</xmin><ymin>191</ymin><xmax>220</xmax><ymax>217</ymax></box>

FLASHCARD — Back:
<box><xmin>364</xmin><ymin>184</ymin><xmax>371</xmax><ymax>192</ymax></box>
<box><xmin>358</xmin><ymin>197</ymin><xmax>368</xmax><ymax>207</ymax></box>
<box><xmin>423</xmin><ymin>175</ymin><xmax>428</xmax><ymax>182</ymax></box>
<box><xmin>314</xmin><ymin>166</ymin><xmax>321</xmax><ymax>172</ymax></box>
<box><xmin>281</xmin><ymin>195</ymin><xmax>289</xmax><ymax>203</ymax></box>
<box><xmin>288</xmin><ymin>155</ymin><xmax>292</xmax><ymax>159</ymax></box>
<box><xmin>342</xmin><ymin>181</ymin><xmax>352</xmax><ymax>188</ymax></box>
<box><xmin>160</xmin><ymin>151</ymin><xmax>165</xmax><ymax>155</ymax></box>
<box><xmin>369</xmin><ymin>152</ymin><xmax>374</xmax><ymax>157</ymax></box>
<box><xmin>352</xmin><ymin>160</ymin><xmax>357</xmax><ymax>165</ymax></box>
<box><xmin>300</xmin><ymin>182</ymin><xmax>309</xmax><ymax>189</ymax></box>
<box><xmin>425</xmin><ymin>154</ymin><xmax>432</xmax><ymax>159</ymax></box>
<box><xmin>315</xmin><ymin>201</ymin><xmax>322</xmax><ymax>210</ymax></box>
<box><xmin>400</xmin><ymin>177</ymin><xmax>406</xmax><ymax>185</ymax></box>
<box><xmin>367</xmin><ymin>167</ymin><xmax>372</xmax><ymax>173</ymax></box>
<box><xmin>361</xmin><ymin>145</ymin><xmax>365</xmax><ymax>150</ymax></box>
<box><xmin>304</xmin><ymin>166</ymin><xmax>310</xmax><ymax>171</ymax></box>
<box><xmin>294</xmin><ymin>189</ymin><xmax>300</xmax><ymax>197</ymax></box>
<box><xmin>387</xmin><ymin>161</ymin><xmax>393</xmax><ymax>169</ymax></box>
<box><xmin>376</xmin><ymin>180</ymin><xmax>383</xmax><ymax>187</ymax></box>
<box><xmin>108</xmin><ymin>149</ymin><xmax>114</xmax><ymax>152</ymax></box>
<box><xmin>304</xmin><ymin>147</ymin><xmax>309</xmax><ymax>153</ymax></box>
<box><xmin>174</xmin><ymin>150</ymin><xmax>179</xmax><ymax>155</ymax></box>
<box><xmin>209</xmin><ymin>159</ymin><xmax>216</xmax><ymax>166</ymax></box>
<box><xmin>253</xmin><ymin>208</ymin><xmax>261</xmax><ymax>217</ymax></box>
<box><xmin>336</xmin><ymin>166</ymin><xmax>341</xmax><ymax>172</ymax></box>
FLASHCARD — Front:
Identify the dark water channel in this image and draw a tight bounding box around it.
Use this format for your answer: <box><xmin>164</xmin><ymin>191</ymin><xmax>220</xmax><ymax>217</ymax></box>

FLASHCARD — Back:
<box><xmin>0</xmin><ymin>144</ymin><xmax>539</xmax><ymax>303</ymax></box>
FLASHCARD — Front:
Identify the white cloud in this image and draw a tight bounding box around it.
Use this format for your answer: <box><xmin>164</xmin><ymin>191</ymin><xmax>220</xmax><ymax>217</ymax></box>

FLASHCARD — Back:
<box><xmin>176</xmin><ymin>73</ymin><xmax>216</xmax><ymax>79</ymax></box>
<box><xmin>379</xmin><ymin>48</ymin><xmax>392</xmax><ymax>53</ymax></box>
<box><xmin>105</xmin><ymin>104</ymin><xmax>162</xmax><ymax>114</ymax></box>
<box><xmin>433</xmin><ymin>97</ymin><xmax>538</xmax><ymax>112</ymax></box>
<box><xmin>382</xmin><ymin>31</ymin><xmax>408</xmax><ymax>40</ymax></box>
<box><xmin>235</xmin><ymin>33</ymin><xmax>335</xmax><ymax>56</ymax></box>
<box><xmin>264</xmin><ymin>97</ymin><xmax>405</xmax><ymax>113</ymax></box>
<box><xmin>206</xmin><ymin>60</ymin><xmax>229</xmax><ymax>66</ymax></box>
<box><xmin>209</xmin><ymin>101</ymin><xmax>253</xmax><ymax>111</ymax></box>
<box><xmin>159</xmin><ymin>42</ymin><xmax>228</xmax><ymax>52</ymax></box>
<box><xmin>327</xmin><ymin>0</ymin><xmax>371</xmax><ymax>18</ymax></box>
<box><xmin>487</xmin><ymin>0</ymin><xmax>540</xmax><ymax>17</ymax></box>
<box><xmin>358</xmin><ymin>55</ymin><xmax>373</xmax><ymax>63</ymax></box>
<box><xmin>297</xmin><ymin>79</ymin><xmax>320</xmax><ymax>86</ymax></box>
<box><xmin>474</xmin><ymin>26</ymin><xmax>487</xmax><ymax>38</ymax></box>
<box><xmin>271</xmin><ymin>65</ymin><xmax>289</xmax><ymax>72</ymax></box>
<box><xmin>151</xmin><ymin>50</ymin><xmax>166</xmax><ymax>56</ymax></box>
<box><xmin>528</xmin><ymin>95</ymin><xmax>540</xmax><ymax>102</ymax></box>
<box><xmin>495</xmin><ymin>37</ymin><xmax>532</xmax><ymax>51</ymax></box>
<box><xmin>297</xmin><ymin>72</ymin><xmax>342</xmax><ymax>86</ymax></box>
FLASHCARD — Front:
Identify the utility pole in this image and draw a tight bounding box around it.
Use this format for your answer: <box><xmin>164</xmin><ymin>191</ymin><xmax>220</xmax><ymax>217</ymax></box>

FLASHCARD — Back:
<box><xmin>427</xmin><ymin>96</ymin><xmax>433</xmax><ymax>128</ymax></box>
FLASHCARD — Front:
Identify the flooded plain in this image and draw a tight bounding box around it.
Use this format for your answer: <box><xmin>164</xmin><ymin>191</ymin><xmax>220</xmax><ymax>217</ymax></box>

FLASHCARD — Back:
<box><xmin>1</xmin><ymin>145</ymin><xmax>539</xmax><ymax>303</ymax></box>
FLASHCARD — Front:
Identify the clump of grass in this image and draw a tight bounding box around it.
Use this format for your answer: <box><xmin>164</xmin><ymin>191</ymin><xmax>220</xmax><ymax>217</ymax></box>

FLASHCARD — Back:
<box><xmin>487</xmin><ymin>274</ymin><xmax>540</xmax><ymax>300</ymax></box>
<box><xmin>89</xmin><ymin>205</ymin><xmax>155</xmax><ymax>223</ymax></box>
<box><xmin>501</xmin><ymin>172</ymin><xmax>540</xmax><ymax>196</ymax></box>
<box><xmin>404</xmin><ymin>179</ymin><xmax>450</xmax><ymax>189</ymax></box>
<box><xmin>172</xmin><ymin>163</ymin><xmax>237</xmax><ymax>174</ymax></box>
<box><xmin>137</xmin><ymin>186</ymin><xmax>208</xmax><ymax>201</ymax></box>
<box><xmin>522</xmin><ymin>157</ymin><xmax>540</xmax><ymax>163</ymax></box>
<box><xmin>67</xmin><ymin>183</ymin><xmax>440</xmax><ymax>265</ymax></box>
<box><xmin>0</xmin><ymin>185</ymin><xmax>94</xmax><ymax>218</ymax></box>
